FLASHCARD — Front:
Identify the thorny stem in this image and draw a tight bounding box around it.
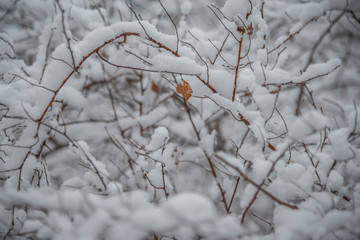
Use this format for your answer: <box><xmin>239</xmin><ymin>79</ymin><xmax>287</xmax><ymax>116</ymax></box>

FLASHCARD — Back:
<box><xmin>37</xmin><ymin>32</ymin><xmax>140</xmax><ymax>126</ymax></box>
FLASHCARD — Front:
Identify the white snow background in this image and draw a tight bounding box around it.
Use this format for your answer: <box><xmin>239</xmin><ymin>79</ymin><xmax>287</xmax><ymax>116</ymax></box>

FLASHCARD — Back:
<box><xmin>0</xmin><ymin>0</ymin><xmax>359</xmax><ymax>239</ymax></box>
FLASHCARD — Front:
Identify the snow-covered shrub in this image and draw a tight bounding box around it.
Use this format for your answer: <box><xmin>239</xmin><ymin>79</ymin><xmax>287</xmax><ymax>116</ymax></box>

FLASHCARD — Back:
<box><xmin>1</xmin><ymin>0</ymin><xmax>359</xmax><ymax>239</ymax></box>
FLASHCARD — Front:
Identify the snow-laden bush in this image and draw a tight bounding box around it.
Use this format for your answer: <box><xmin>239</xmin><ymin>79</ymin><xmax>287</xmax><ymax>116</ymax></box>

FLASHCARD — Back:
<box><xmin>1</xmin><ymin>0</ymin><xmax>359</xmax><ymax>239</ymax></box>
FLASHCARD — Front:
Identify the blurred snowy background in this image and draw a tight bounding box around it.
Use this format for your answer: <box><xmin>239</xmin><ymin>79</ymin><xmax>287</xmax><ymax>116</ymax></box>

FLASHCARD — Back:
<box><xmin>0</xmin><ymin>0</ymin><xmax>360</xmax><ymax>239</ymax></box>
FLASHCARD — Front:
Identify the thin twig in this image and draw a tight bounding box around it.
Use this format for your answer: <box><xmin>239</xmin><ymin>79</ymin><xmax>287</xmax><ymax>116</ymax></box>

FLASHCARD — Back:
<box><xmin>209</xmin><ymin>33</ymin><xmax>230</xmax><ymax>65</ymax></box>
<box><xmin>233</xmin><ymin>34</ymin><xmax>244</xmax><ymax>102</ymax></box>
<box><xmin>39</xmin><ymin>28</ymin><xmax>54</xmax><ymax>84</ymax></box>
<box><xmin>56</xmin><ymin>0</ymin><xmax>76</xmax><ymax>70</ymax></box>
<box><xmin>183</xmin><ymin>99</ymin><xmax>200</xmax><ymax>141</ymax></box>
<box><xmin>157</xmin><ymin>0</ymin><xmax>179</xmax><ymax>54</ymax></box>
<box><xmin>215</xmin><ymin>154</ymin><xmax>298</xmax><ymax>210</ymax></box>
<box><xmin>181</xmin><ymin>40</ymin><xmax>209</xmax><ymax>83</ymax></box>
<box><xmin>78</xmin><ymin>144</ymin><xmax>107</xmax><ymax>191</ymax></box>
<box><xmin>96</xmin><ymin>51</ymin><xmax>199</xmax><ymax>75</ymax></box>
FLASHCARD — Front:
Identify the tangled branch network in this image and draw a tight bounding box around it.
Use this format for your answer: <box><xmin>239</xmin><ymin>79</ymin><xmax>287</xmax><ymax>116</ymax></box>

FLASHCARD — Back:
<box><xmin>0</xmin><ymin>0</ymin><xmax>360</xmax><ymax>239</ymax></box>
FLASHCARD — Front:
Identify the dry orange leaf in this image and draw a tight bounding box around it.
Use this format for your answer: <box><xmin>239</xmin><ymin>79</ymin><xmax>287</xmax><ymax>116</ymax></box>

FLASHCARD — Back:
<box><xmin>238</xmin><ymin>113</ymin><xmax>250</xmax><ymax>126</ymax></box>
<box><xmin>176</xmin><ymin>80</ymin><xmax>193</xmax><ymax>101</ymax></box>
<box><xmin>151</xmin><ymin>81</ymin><xmax>159</xmax><ymax>93</ymax></box>
<box><xmin>247</xmin><ymin>23</ymin><xmax>253</xmax><ymax>36</ymax></box>
<box><xmin>237</xmin><ymin>26</ymin><xmax>245</xmax><ymax>35</ymax></box>
<box><xmin>268</xmin><ymin>142</ymin><xmax>276</xmax><ymax>151</ymax></box>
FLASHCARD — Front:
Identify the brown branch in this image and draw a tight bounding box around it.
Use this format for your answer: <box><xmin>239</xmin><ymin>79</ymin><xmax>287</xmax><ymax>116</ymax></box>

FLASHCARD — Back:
<box><xmin>148</xmin><ymin>37</ymin><xmax>179</xmax><ymax>57</ymax></box>
<box><xmin>268</xmin><ymin>18</ymin><xmax>315</xmax><ymax>54</ymax></box>
<box><xmin>18</xmin><ymin>150</ymin><xmax>32</xmax><ymax>190</ymax></box>
<box><xmin>36</xmin><ymin>32</ymin><xmax>139</xmax><ymax>125</ymax></box>
<box><xmin>125</xmin><ymin>50</ymin><xmax>153</xmax><ymax>66</ymax></box>
<box><xmin>228</xmin><ymin>177</ymin><xmax>240</xmax><ymax>212</ymax></box>
<box><xmin>196</xmin><ymin>75</ymin><xmax>217</xmax><ymax>93</ymax></box>
<box><xmin>181</xmin><ymin>40</ymin><xmax>210</xmax><ymax>84</ymax></box>
<box><xmin>182</xmin><ymin>99</ymin><xmax>230</xmax><ymax>212</ymax></box>
<box><xmin>233</xmin><ymin>34</ymin><xmax>244</xmax><ymax>102</ymax></box>
<box><xmin>96</xmin><ymin>51</ymin><xmax>197</xmax><ymax>75</ymax></box>
<box><xmin>215</xmin><ymin>154</ymin><xmax>298</xmax><ymax>210</ymax></box>
<box><xmin>320</xmin><ymin>128</ymin><xmax>327</xmax><ymax>152</ymax></box>
<box><xmin>183</xmin><ymin>99</ymin><xmax>200</xmax><ymax>141</ymax></box>
<box><xmin>10</xmin><ymin>74</ymin><xmax>55</xmax><ymax>93</ymax></box>
<box><xmin>106</xmin><ymin>83</ymin><xmax>118</xmax><ymax>121</ymax></box>
<box><xmin>265</xmin><ymin>64</ymin><xmax>340</xmax><ymax>88</ymax></box>
<box><xmin>208</xmin><ymin>5</ymin><xmax>239</xmax><ymax>41</ymax></box>
<box><xmin>56</xmin><ymin>0</ymin><xmax>76</xmax><ymax>70</ymax></box>
<box><xmin>39</xmin><ymin>28</ymin><xmax>54</xmax><ymax>84</ymax></box>
<box><xmin>209</xmin><ymin>33</ymin><xmax>230</xmax><ymax>65</ymax></box>
<box><xmin>157</xmin><ymin>0</ymin><xmax>179</xmax><ymax>54</ymax></box>
<box><xmin>242</xmin><ymin>187</ymin><xmax>261</xmax><ymax>223</ymax></box>
<box><xmin>0</xmin><ymin>35</ymin><xmax>16</xmax><ymax>59</ymax></box>
<box><xmin>302</xmin><ymin>143</ymin><xmax>321</xmax><ymax>184</ymax></box>
<box><xmin>78</xmin><ymin>144</ymin><xmax>107</xmax><ymax>191</ymax></box>
<box><xmin>303</xmin><ymin>10</ymin><xmax>346</xmax><ymax>71</ymax></box>
<box><xmin>270</xmin><ymin>46</ymin><xmax>286</xmax><ymax>70</ymax></box>
<box><xmin>350</xmin><ymin>100</ymin><xmax>358</xmax><ymax>138</ymax></box>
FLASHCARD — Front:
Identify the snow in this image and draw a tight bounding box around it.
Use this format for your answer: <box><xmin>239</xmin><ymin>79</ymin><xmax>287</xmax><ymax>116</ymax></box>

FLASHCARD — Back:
<box><xmin>1</xmin><ymin>0</ymin><xmax>360</xmax><ymax>239</ymax></box>
<box><xmin>0</xmin><ymin>33</ymin><xmax>15</xmax><ymax>59</ymax></box>
<box><xmin>252</xmin><ymin>156</ymin><xmax>272</xmax><ymax>183</ymax></box>
<box><xmin>137</xmin><ymin>106</ymin><xmax>168</xmax><ymax>129</ymax></box>
<box><xmin>288</xmin><ymin>111</ymin><xmax>329</xmax><ymax>141</ymax></box>
<box><xmin>222</xmin><ymin>0</ymin><xmax>251</xmax><ymax>21</ymax></box>
<box><xmin>151</xmin><ymin>52</ymin><xmax>203</xmax><ymax>75</ymax></box>
<box><xmin>262</xmin><ymin>67</ymin><xmax>291</xmax><ymax>85</ymax></box>
<box><xmin>257</xmin><ymin>49</ymin><xmax>267</xmax><ymax>65</ymax></box>
<box><xmin>327</xmin><ymin>170</ymin><xmax>344</xmax><ymax>191</ymax></box>
<box><xmin>79</xmin><ymin>27</ymin><xmax>115</xmax><ymax>56</ymax></box>
<box><xmin>69</xmin><ymin>5</ymin><xmax>105</xmax><ymax>29</ymax></box>
<box><xmin>57</xmin><ymin>86</ymin><xmax>87</xmax><ymax>109</ymax></box>
<box><xmin>293</xmin><ymin>58</ymin><xmax>341</xmax><ymax>83</ymax></box>
<box><xmin>180</xmin><ymin>0</ymin><xmax>193</xmax><ymax>15</ymax></box>
<box><xmin>251</xmin><ymin>85</ymin><xmax>276</xmax><ymax>120</ymax></box>
<box><xmin>146</xmin><ymin>126</ymin><xmax>169</xmax><ymax>151</ymax></box>
<box><xmin>322</xmin><ymin>210</ymin><xmax>352</xmax><ymax>231</ymax></box>
<box><xmin>208</xmin><ymin>69</ymin><xmax>233</xmax><ymax>98</ymax></box>
<box><xmin>285</xmin><ymin>2</ymin><xmax>324</xmax><ymax>22</ymax></box>
<box><xmin>274</xmin><ymin>207</ymin><xmax>321</xmax><ymax>240</ymax></box>
<box><xmin>328</xmin><ymin>128</ymin><xmax>354</xmax><ymax>161</ymax></box>
<box><xmin>162</xmin><ymin>192</ymin><xmax>216</xmax><ymax>224</ymax></box>
<box><xmin>200</xmin><ymin>131</ymin><xmax>216</xmax><ymax>156</ymax></box>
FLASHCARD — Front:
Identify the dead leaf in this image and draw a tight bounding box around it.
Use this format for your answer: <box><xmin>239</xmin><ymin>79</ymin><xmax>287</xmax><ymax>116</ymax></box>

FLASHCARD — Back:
<box><xmin>176</xmin><ymin>80</ymin><xmax>193</xmax><ymax>101</ymax></box>
<box><xmin>247</xmin><ymin>23</ymin><xmax>253</xmax><ymax>36</ymax></box>
<box><xmin>238</xmin><ymin>113</ymin><xmax>250</xmax><ymax>126</ymax></box>
<box><xmin>151</xmin><ymin>81</ymin><xmax>159</xmax><ymax>93</ymax></box>
<box><xmin>237</xmin><ymin>26</ymin><xmax>245</xmax><ymax>35</ymax></box>
<box><xmin>268</xmin><ymin>142</ymin><xmax>276</xmax><ymax>151</ymax></box>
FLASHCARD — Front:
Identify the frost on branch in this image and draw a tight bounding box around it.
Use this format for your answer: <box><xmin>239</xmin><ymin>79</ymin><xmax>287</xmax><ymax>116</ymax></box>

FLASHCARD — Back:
<box><xmin>0</xmin><ymin>0</ymin><xmax>360</xmax><ymax>239</ymax></box>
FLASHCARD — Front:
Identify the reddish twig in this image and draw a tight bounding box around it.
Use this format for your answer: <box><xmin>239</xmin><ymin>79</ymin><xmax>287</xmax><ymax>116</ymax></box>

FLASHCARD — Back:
<box><xmin>216</xmin><ymin>154</ymin><xmax>298</xmax><ymax>210</ymax></box>
<box><xmin>157</xmin><ymin>0</ymin><xmax>179</xmax><ymax>54</ymax></box>
<box><xmin>232</xmin><ymin>33</ymin><xmax>244</xmax><ymax>102</ymax></box>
